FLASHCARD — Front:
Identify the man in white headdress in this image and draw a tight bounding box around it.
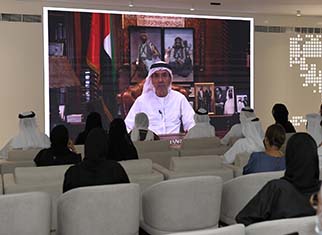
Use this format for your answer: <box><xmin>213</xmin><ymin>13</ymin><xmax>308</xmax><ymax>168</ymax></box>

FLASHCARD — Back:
<box><xmin>130</xmin><ymin>112</ymin><xmax>159</xmax><ymax>141</ymax></box>
<box><xmin>224</xmin><ymin>87</ymin><xmax>235</xmax><ymax>115</ymax></box>
<box><xmin>0</xmin><ymin>111</ymin><xmax>50</xmax><ymax>158</ymax></box>
<box><xmin>306</xmin><ymin>104</ymin><xmax>322</xmax><ymax>164</ymax></box>
<box><xmin>223</xmin><ymin>116</ymin><xmax>265</xmax><ymax>164</ymax></box>
<box><xmin>184</xmin><ymin>108</ymin><xmax>215</xmax><ymax>139</ymax></box>
<box><xmin>125</xmin><ymin>61</ymin><xmax>195</xmax><ymax>135</ymax></box>
<box><xmin>221</xmin><ymin>107</ymin><xmax>256</xmax><ymax>146</ymax></box>
<box><xmin>306</xmin><ymin>104</ymin><xmax>322</xmax><ymax>147</ymax></box>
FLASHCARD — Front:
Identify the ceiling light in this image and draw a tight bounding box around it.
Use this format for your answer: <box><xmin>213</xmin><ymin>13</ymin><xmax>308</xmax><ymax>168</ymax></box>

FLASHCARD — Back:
<box><xmin>128</xmin><ymin>0</ymin><xmax>134</xmax><ymax>7</ymax></box>
<box><xmin>296</xmin><ymin>10</ymin><xmax>301</xmax><ymax>17</ymax></box>
<box><xmin>190</xmin><ymin>7</ymin><xmax>195</xmax><ymax>11</ymax></box>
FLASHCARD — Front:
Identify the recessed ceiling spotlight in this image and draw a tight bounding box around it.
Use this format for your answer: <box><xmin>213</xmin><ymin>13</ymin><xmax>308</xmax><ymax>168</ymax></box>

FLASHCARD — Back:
<box><xmin>190</xmin><ymin>7</ymin><xmax>195</xmax><ymax>11</ymax></box>
<box><xmin>296</xmin><ymin>10</ymin><xmax>301</xmax><ymax>17</ymax></box>
<box><xmin>128</xmin><ymin>0</ymin><xmax>134</xmax><ymax>7</ymax></box>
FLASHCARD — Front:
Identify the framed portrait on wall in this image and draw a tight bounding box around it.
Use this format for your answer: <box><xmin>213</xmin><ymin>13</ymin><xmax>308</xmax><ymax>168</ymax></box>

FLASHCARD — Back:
<box><xmin>236</xmin><ymin>94</ymin><xmax>248</xmax><ymax>113</ymax></box>
<box><xmin>194</xmin><ymin>82</ymin><xmax>215</xmax><ymax>114</ymax></box>
<box><xmin>164</xmin><ymin>28</ymin><xmax>194</xmax><ymax>82</ymax></box>
<box><xmin>129</xmin><ymin>26</ymin><xmax>162</xmax><ymax>83</ymax></box>
<box><xmin>215</xmin><ymin>86</ymin><xmax>235</xmax><ymax>115</ymax></box>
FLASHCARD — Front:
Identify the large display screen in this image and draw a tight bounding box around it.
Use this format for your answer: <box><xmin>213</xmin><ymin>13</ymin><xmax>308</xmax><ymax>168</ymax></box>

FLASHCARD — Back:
<box><xmin>43</xmin><ymin>7</ymin><xmax>253</xmax><ymax>139</ymax></box>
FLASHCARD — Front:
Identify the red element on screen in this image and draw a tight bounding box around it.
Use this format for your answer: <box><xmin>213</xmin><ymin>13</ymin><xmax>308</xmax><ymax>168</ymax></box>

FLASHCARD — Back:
<box><xmin>86</xmin><ymin>13</ymin><xmax>111</xmax><ymax>75</ymax></box>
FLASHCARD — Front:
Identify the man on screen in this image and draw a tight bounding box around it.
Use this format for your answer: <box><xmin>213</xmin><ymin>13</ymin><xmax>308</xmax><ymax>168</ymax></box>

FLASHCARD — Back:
<box><xmin>125</xmin><ymin>61</ymin><xmax>195</xmax><ymax>135</ymax></box>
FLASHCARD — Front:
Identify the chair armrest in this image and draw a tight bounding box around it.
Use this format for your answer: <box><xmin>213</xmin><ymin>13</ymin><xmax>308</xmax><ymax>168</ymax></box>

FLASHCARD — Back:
<box><xmin>152</xmin><ymin>163</ymin><xmax>172</xmax><ymax>180</ymax></box>
<box><xmin>223</xmin><ymin>164</ymin><xmax>243</xmax><ymax>178</ymax></box>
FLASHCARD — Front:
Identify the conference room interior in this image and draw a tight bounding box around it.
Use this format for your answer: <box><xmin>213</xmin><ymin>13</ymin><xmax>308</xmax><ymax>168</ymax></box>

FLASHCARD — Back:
<box><xmin>1</xmin><ymin>0</ymin><xmax>322</xmax><ymax>234</ymax></box>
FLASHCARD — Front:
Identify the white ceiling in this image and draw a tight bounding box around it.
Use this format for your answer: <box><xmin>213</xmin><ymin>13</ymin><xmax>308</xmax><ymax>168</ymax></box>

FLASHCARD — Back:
<box><xmin>42</xmin><ymin>0</ymin><xmax>322</xmax><ymax>16</ymax></box>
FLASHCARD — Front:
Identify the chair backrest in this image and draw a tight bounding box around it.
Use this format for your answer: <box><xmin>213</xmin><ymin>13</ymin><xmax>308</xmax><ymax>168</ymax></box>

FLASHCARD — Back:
<box><xmin>14</xmin><ymin>165</ymin><xmax>71</xmax><ymax>185</ymax></box>
<box><xmin>74</xmin><ymin>145</ymin><xmax>84</xmax><ymax>159</ymax></box>
<box><xmin>8</xmin><ymin>148</ymin><xmax>41</xmax><ymax>161</ymax></box>
<box><xmin>0</xmin><ymin>160</ymin><xmax>36</xmax><ymax>175</ymax></box>
<box><xmin>179</xmin><ymin>146</ymin><xmax>229</xmax><ymax>157</ymax></box>
<box><xmin>0</xmin><ymin>192</ymin><xmax>51</xmax><ymax>235</ymax></box>
<box><xmin>167</xmin><ymin>224</ymin><xmax>245</xmax><ymax>235</ymax></box>
<box><xmin>221</xmin><ymin>171</ymin><xmax>284</xmax><ymax>225</ymax></box>
<box><xmin>142</xmin><ymin>176</ymin><xmax>223</xmax><ymax>232</ymax></box>
<box><xmin>120</xmin><ymin>159</ymin><xmax>153</xmax><ymax>174</ymax></box>
<box><xmin>170</xmin><ymin>155</ymin><xmax>223</xmax><ymax>172</ymax></box>
<box><xmin>245</xmin><ymin>216</ymin><xmax>315</xmax><ymax>235</ymax></box>
<box><xmin>234</xmin><ymin>152</ymin><xmax>251</xmax><ymax>168</ymax></box>
<box><xmin>119</xmin><ymin>159</ymin><xmax>164</xmax><ymax>191</ymax></box>
<box><xmin>134</xmin><ymin>140</ymin><xmax>171</xmax><ymax>153</ymax></box>
<box><xmin>139</xmin><ymin>150</ymin><xmax>179</xmax><ymax>168</ymax></box>
<box><xmin>180</xmin><ymin>137</ymin><xmax>222</xmax><ymax>149</ymax></box>
<box><xmin>57</xmin><ymin>184</ymin><xmax>140</xmax><ymax>235</ymax></box>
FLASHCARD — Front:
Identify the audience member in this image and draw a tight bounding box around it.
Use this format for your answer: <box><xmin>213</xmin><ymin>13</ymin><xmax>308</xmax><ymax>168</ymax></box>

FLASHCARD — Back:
<box><xmin>243</xmin><ymin>124</ymin><xmax>286</xmax><ymax>175</ymax></box>
<box><xmin>223</xmin><ymin>116</ymin><xmax>264</xmax><ymax>164</ymax></box>
<box><xmin>75</xmin><ymin>112</ymin><xmax>103</xmax><ymax>145</ymax></box>
<box><xmin>236</xmin><ymin>133</ymin><xmax>320</xmax><ymax>226</ymax></box>
<box><xmin>221</xmin><ymin>107</ymin><xmax>256</xmax><ymax>146</ymax></box>
<box><xmin>63</xmin><ymin>128</ymin><xmax>129</xmax><ymax>193</ymax></box>
<box><xmin>129</xmin><ymin>112</ymin><xmax>159</xmax><ymax>141</ymax></box>
<box><xmin>184</xmin><ymin>108</ymin><xmax>216</xmax><ymax>139</ymax></box>
<box><xmin>0</xmin><ymin>111</ymin><xmax>50</xmax><ymax>158</ymax></box>
<box><xmin>34</xmin><ymin>125</ymin><xmax>81</xmax><ymax>166</ymax></box>
<box><xmin>306</xmin><ymin>103</ymin><xmax>322</xmax><ymax>147</ymax></box>
<box><xmin>108</xmin><ymin>118</ymin><xmax>138</xmax><ymax>161</ymax></box>
<box><xmin>272</xmin><ymin>103</ymin><xmax>296</xmax><ymax>133</ymax></box>
<box><xmin>315</xmin><ymin>185</ymin><xmax>322</xmax><ymax>233</ymax></box>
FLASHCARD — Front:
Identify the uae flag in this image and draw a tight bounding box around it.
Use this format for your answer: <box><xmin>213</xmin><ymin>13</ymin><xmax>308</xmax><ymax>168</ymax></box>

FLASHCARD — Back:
<box><xmin>86</xmin><ymin>13</ymin><xmax>116</xmax><ymax>119</ymax></box>
<box><xmin>86</xmin><ymin>13</ymin><xmax>114</xmax><ymax>78</ymax></box>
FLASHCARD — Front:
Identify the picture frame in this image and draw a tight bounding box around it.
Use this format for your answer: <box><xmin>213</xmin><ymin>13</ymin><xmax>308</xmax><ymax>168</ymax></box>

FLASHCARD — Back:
<box><xmin>236</xmin><ymin>94</ymin><xmax>249</xmax><ymax>113</ymax></box>
<box><xmin>194</xmin><ymin>82</ymin><xmax>215</xmax><ymax>114</ymax></box>
<box><xmin>129</xmin><ymin>26</ymin><xmax>162</xmax><ymax>83</ymax></box>
<box><xmin>164</xmin><ymin>28</ymin><xmax>194</xmax><ymax>82</ymax></box>
<box><xmin>215</xmin><ymin>86</ymin><xmax>235</xmax><ymax>115</ymax></box>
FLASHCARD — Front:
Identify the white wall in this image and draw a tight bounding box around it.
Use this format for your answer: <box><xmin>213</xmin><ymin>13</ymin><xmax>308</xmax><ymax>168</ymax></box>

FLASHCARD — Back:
<box><xmin>1</xmin><ymin>0</ymin><xmax>322</xmax><ymax>146</ymax></box>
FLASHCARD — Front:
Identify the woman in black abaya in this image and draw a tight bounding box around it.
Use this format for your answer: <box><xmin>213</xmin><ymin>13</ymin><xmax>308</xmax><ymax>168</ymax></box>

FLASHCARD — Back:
<box><xmin>236</xmin><ymin>132</ymin><xmax>320</xmax><ymax>226</ymax></box>
<box><xmin>63</xmin><ymin>128</ymin><xmax>129</xmax><ymax>193</ymax></box>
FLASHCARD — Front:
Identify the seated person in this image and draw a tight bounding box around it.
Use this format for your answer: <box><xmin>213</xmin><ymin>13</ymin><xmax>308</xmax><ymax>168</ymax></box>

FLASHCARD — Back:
<box><xmin>306</xmin><ymin>103</ymin><xmax>322</xmax><ymax>147</ymax></box>
<box><xmin>34</xmin><ymin>125</ymin><xmax>81</xmax><ymax>166</ymax></box>
<box><xmin>0</xmin><ymin>111</ymin><xmax>50</xmax><ymax>158</ymax></box>
<box><xmin>315</xmin><ymin>185</ymin><xmax>322</xmax><ymax>233</ymax></box>
<box><xmin>108</xmin><ymin>118</ymin><xmax>139</xmax><ymax>161</ymax></box>
<box><xmin>184</xmin><ymin>108</ymin><xmax>216</xmax><ymax>139</ymax></box>
<box><xmin>75</xmin><ymin>112</ymin><xmax>103</xmax><ymax>145</ymax></box>
<box><xmin>129</xmin><ymin>112</ymin><xmax>159</xmax><ymax>141</ymax></box>
<box><xmin>125</xmin><ymin>61</ymin><xmax>195</xmax><ymax>135</ymax></box>
<box><xmin>243</xmin><ymin>124</ymin><xmax>286</xmax><ymax>175</ymax></box>
<box><xmin>221</xmin><ymin>107</ymin><xmax>256</xmax><ymax>146</ymax></box>
<box><xmin>63</xmin><ymin>128</ymin><xmax>129</xmax><ymax>193</ymax></box>
<box><xmin>236</xmin><ymin>133</ymin><xmax>320</xmax><ymax>226</ymax></box>
<box><xmin>272</xmin><ymin>103</ymin><xmax>296</xmax><ymax>133</ymax></box>
<box><xmin>223</xmin><ymin>116</ymin><xmax>265</xmax><ymax>164</ymax></box>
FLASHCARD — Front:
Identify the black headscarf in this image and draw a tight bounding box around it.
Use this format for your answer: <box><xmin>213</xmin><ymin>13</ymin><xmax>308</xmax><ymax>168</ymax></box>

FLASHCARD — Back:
<box><xmin>50</xmin><ymin>125</ymin><xmax>70</xmax><ymax>155</ymax></box>
<box><xmin>108</xmin><ymin>118</ymin><xmax>138</xmax><ymax>161</ymax></box>
<box><xmin>282</xmin><ymin>132</ymin><xmax>320</xmax><ymax>194</ymax></box>
<box><xmin>272</xmin><ymin>103</ymin><xmax>296</xmax><ymax>133</ymax></box>
<box><xmin>75</xmin><ymin>112</ymin><xmax>103</xmax><ymax>145</ymax></box>
<box><xmin>84</xmin><ymin>128</ymin><xmax>109</xmax><ymax>162</ymax></box>
<box><xmin>85</xmin><ymin>112</ymin><xmax>102</xmax><ymax>132</ymax></box>
<box><xmin>272</xmin><ymin>103</ymin><xmax>289</xmax><ymax>124</ymax></box>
